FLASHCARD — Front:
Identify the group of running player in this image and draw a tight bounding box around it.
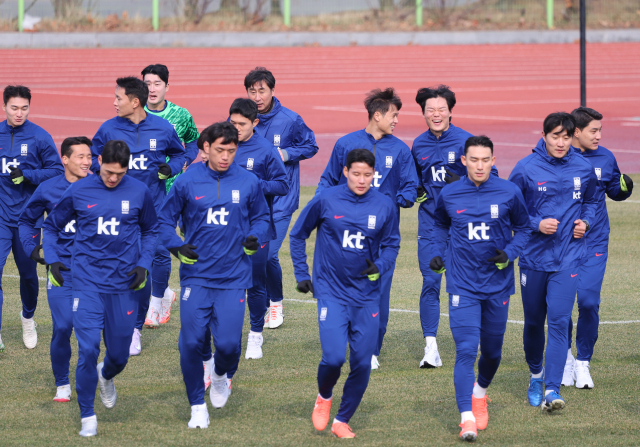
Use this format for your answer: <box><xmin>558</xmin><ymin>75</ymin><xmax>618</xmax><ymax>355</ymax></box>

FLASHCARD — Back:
<box><xmin>0</xmin><ymin>64</ymin><xmax>633</xmax><ymax>441</ymax></box>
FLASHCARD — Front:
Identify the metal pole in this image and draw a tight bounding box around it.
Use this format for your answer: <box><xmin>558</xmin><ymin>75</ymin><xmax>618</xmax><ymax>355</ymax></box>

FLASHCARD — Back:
<box><xmin>416</xmin><ymin>0</ymin><xmax>422</xmax><ymax>27</ymax></box>
<box><xmin>283</xmin><ymin>0</ymin><xmax>290</xmax><ymax>27</ymax></box>
<box><xmin>18</xmin><ymin>0</ymin><xmax>24</xmax><ymax>32</ymax></box>
<box><xmin>152</xmin><ymin>0</ymin><xmax>159</xmax><ymax>31</ymax></box>
<box><xmin>546</xmin><ymin>0</ymin><xmax>553</xmax><ymax>29</ymax></box>
<box><xmin>580</xmin><ymin>0</ymin><xmax>586</xmax><ymax>106</ymax></box>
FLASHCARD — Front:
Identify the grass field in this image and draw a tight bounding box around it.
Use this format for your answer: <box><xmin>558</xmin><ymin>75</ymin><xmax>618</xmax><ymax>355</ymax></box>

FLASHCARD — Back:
<box><xmin>1</xmin><ymin>180</ymin><xmax>639</xmax><ymax>446</ymax></box>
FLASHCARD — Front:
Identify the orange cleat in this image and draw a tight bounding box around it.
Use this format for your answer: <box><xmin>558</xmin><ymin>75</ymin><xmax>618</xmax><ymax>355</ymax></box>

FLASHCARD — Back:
<box><xmin>312</xmin><ymin>395</ymin><xmax>332</xmax><ymax>431</ymax></box>
<box><xmin>459</xmin><ymin>420</ymin><xmax>477</xmax><ymax>442</ymax></box>
<box><xmin>159</xmin><ymin>291</ymin><xmax>177</xmax><ymax>325</ymax></box>
<box><xmin>331</xmin><ymin>422</ymin><xmax>355</xmax><ymax>439</ymax></box>
<box><xmin>472</xmin><ymin>394</ymin><xmax>489</xmax><ymax>430</ymax></box>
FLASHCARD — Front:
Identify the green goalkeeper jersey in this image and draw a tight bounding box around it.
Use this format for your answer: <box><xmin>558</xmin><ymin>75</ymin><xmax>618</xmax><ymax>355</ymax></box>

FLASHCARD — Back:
<box><xmin>145</xmin><ymin>100</ymin><xmax>199</xmax><ymax>193</ymax></box>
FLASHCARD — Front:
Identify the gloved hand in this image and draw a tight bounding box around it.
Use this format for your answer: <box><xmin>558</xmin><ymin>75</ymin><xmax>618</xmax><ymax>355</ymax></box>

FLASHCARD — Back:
<box><xmin>621</xmin><ymin>174</ymin><xmax>633</xmax><ymax>193</ymax></box>
<box><xmin>30</xmin><ymin>244</ymin><xmax>45</xmax><ymax>265</ymax></box>
<box><xmin>10</xmin><ymin>167</ymin><xmax>24</xmax><ymax>185</ymax></box>
<box><xmin>430</xmin><ymin>256</ymin><xmax>446</xmax><ymax>274</ymax></box>
<box><xmin>168</xmin><ymin>244</ymin><xmax>199</xmax><ymax>264</ymax></box>
<box><xmin>444</xmin><ymin>169</ymin><xmax>461</xmax><ymax>184</ymax></box>
<box><xmin>487</xmin><ymin>249</ymin><xmax>509</xmax><ymax>270</ymax></box>
<box><xmin>158</xmin><ymin>163</ymin><xmax>172</xmax><ymax>180</ymax></box>
<box><xmin>296</xmin><ymin>280</ymin><xmax>314</xmax><ymax>294</ymax></box>
<box><xmin>242</xmin><ymin>236</ymin><xmax>259</xmax><ymax>255</ymax></box>
<box><xmin>417</xmin><ymin>185</ymin><xmax>427</xmax><ymax>203</ymax></box>
<box><xmin>48</xmin><ymin>262</ymin><xmax>70</xmax><ymax>287</ymax></box>
<box><xmin>360</xmin><ymin>259</ymin><xmax>380</xmax><ymax>281</ymax></box>
<box><xmin>127</xmin><ymin>266</ymin><xmax>148</xmax><ymax>290</ymax></box>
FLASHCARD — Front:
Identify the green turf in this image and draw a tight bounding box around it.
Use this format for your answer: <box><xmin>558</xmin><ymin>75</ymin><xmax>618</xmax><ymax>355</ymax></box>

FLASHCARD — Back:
<box><xmin>1</xmin><ymin>178</ymin><xmax>639</xmax><ymax>446</ymax></box>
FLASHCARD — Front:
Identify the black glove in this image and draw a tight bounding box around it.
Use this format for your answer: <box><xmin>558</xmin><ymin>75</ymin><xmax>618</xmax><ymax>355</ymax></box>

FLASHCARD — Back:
<box><xmin>622</xmin><ymin>174</ymin><xmax>633</xmax><ymax>194</ymax></box>
<box><xmin>241</xmin><ymin>235</ymin><xmax>259</xmax><ymax>255</ymax></box>
<box><xmin>296</xmin><ymin>280</ymin><xmax>314</xmax><ymax>294</ymax></box>
<box><xmin>30</xmin><ymin>244</ymin><xmax>45</xmax><ymax>265</ymax></box>
<box><xmin>158</xmin><ymin>163</ymin><xmax>172</xmax><ymax>180</ymax></box>
<box><xmin>48</xmin><ymin>262</ymin><xmax>70</xmax><ymax>287</ymax></box>
<box><xmin>168</xmin><ymin>244</ymin><xmax>199</xmax><ymax>264</ymax></box>
<box><xmin>9</xmin><ymin>167</ymin><xmax>24</xmax><ymax>184</ymax></box>
<box><xmin>360</xmin><ymin>259</ymin><xmax>380</xmax><ymax>281</ymax></box>
<box><xmin>127</xmin><ymin>266</ymin><xmax>148</xmax><ymax>290</ymax></box>
<box><xmin>487</xmin><ymin>249</ymin><xmax>509</xmax><ymax>270</ymax></box>
<box><xmin>416</xmin><ymin>185</ymin><xmax>427</xmax><ymax>203</ymax></box>
<box><xmin>444</xmin><ymin>169</ymin><xmax>461</xmax><ymax>184</ymax></box>
<box><xmin>429</xmin><ymin>256</ymin><xmax>445</xmax><ymax>274</ymax></box>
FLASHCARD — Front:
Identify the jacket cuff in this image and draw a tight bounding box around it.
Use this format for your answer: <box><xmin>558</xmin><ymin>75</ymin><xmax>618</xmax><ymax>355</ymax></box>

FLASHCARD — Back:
<box><xmin>281</xmin><ymin>149</ymin><xmax>289</xmax><ymax>162</ymax></box>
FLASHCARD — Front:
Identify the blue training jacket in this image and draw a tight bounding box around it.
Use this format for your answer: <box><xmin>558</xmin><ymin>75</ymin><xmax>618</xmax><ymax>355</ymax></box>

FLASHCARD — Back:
<box><xmin>91</xmin><ymin>114</ymin><xmax>186</xmax><ymax>211</ymax></box>
<box><xmin>158</xmin><ymin>162</ymin><xmax>271</xmax><ymax>289</ymax></box>
<box><xmin>254</xmin><ymin>97</ymin><xmax>318</xmax><ymax>219</ymax></box>
<box><xmin>290</xmin><ymin>184</ymin><xmax>400</xmax><ymax>307</ymax></box>
<box><xmin>508</xmin><ymin>139</ymin><xmax>598</xmax><ymax>272</ymax></box>
<box><xmin>412</xmin><ymin>124</ymin><xmax>499</xmax><ymax>237</ymax></box>
<box><xmin>572</xmin><ymin>145</ymin><xmax>631</xmax><ymax>253</ymax></box>
<box><xmin>0</xmin><ymin>120</ymin><xmax>63</xmax><ymax>227</ymax></box>
<box><xmin>316</xmin><ymin>129</ymin><xmax>419</xmax><ymax>210</ymax></box>
<box><xmin>42</xmin><ymin>174</ymin><xmax>158</xmax><ymax>293</ymax></box>
<box><xmin>432</xmin><ymin>175</ymin><xmax>533</xmax><ymax>299</ymax></box>
<box><xmin>235</xmin><ymin>132</ymin><xmax>289</xmax><ymax>240</ymax></box>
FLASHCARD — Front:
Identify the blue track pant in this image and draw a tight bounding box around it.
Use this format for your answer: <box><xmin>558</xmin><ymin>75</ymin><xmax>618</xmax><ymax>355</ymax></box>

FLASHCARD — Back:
<box><xmin>266</xmin><ymin>215</ymin><xmax>292</xmax><ymax>304</ymax></box>
<box><xmin>0</xmin><ymin>223</ymin><xmax>40</xmax><ymax>332</ymax></box>
<box><xmin>568</xmin><ymin>252</ymin><xmax>607</xmax><ymax>361</ymax></box>
<box><xmin>47</xmin><ymin>270</ymin><xmax>73</xmax><ymax>387</ymax></box>
<box><xmin>521</xmin><ymin>268</ymin><xmax>578</xmax><ymax>393</ymax></box>
<box><xmin>449</xmin><ymin>294</ymin><xmax>509</xmax><ymax>413</ymax></box>
<box><xmin>317</xmin><ymin>299</ymin><xmax>379</xmax><ymax>424</ymax></box>
<box><xmin>135</xmin><ymin>241</ymin><xmax>171</xmax><ymax>330</ymax></box>
<box><xmin>179</xmin><ymin>285</ymin><xmax>245</xmax><ymax>406</ymax></box>
<box><xmin>374</xmin><ymin>257</ymin><xmax>396</xmax><ymax>356</ymax></box>
<box><xmin>73</xmin><ymin>290</ymin><xmax>138</xmax><ymax>418</ymax></box>
<box><xmin>418</xmin><ymin>236</ymin><xmax>444</xmax><ymax>338</ymax></box>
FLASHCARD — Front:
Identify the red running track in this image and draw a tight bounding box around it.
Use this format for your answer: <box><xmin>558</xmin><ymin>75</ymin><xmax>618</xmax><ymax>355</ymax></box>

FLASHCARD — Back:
<box><xmin>1</xmin><ymin>43</ymin><xmax>638</xmax><ymax>185</ymax></box>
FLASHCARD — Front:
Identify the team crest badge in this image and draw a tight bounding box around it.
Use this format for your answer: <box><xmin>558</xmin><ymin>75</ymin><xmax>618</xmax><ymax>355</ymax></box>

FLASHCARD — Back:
<box><xmin>150</xmin><ymin>139</ymin><xmax>157</xmax><ymax>150</ymax></box>
<box><xmin>232</xmin><ymin>190</ymin><xmax>240</xmax><ymax>203</ymax></box>
<box><xmin>452</xmin><ymin>295</ymin><xmax>459</xmax><ymax>307</ymax></box>
<box><xmin>595</xmin><ymin>168</ymin><xmax>601</xmax><ymax>180</ymax></box>
<box><xmin>320</xmin><ymin>307</ymin><xmax>327</xmax><ymax>321</ymax></box>
<box><xmin>491</xmin><ymin>204</ymin><xmax>499</xmax><ymax>219</ymax></box>
<box><xmin>182</xmin><ymin>288</ymin><xmax>191</xmax><ymax>301</ymax></box>
<box><xmin>121</xmin><ymin>201</ymin><xmax>129</xmax><ymax>215</ymax></box>
<box><xmin>73</xmin><ymin>298</ymin><xmax>79</xmax><ymax>311</ymax></box>
<box><xmin>21</xmin><ymin>144</ymin><xmax>28</xmax><ymax>156</ymax></box>
<box><xmin>385</xmin><ymin>156</ymin><xmax>393</xmax><ymax>168</ymax></box>
<box><xmin>521</xmin><ymin>273</ymin><xmax>527</xmax><ymax>287</ymax></box>
<box><xmin>274</xmin><ymin>135</ymin><xmax>281</xmax><ymax>146</ymax></box>
<box><xmin>247</xmin><ymin>158</ymin><xmax>254</xmax><ymax>170</ymax></box>
<box><xmin>574</xmin><ymin>177</ymin><xmax>581</xmax><ymax>190</ymax></box>
<box><xmin>368</xmin><ymin>215</ymin><xmax>377</xmax><ymax>229</ymax></box>
<box><xmin>448</xmin><ymin>151</ymin><xmax>455</xmax><ymax>163</ymax></box>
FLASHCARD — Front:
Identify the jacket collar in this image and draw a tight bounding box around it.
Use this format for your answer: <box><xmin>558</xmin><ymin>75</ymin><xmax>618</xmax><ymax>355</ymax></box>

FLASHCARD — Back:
<box><xmin>204</xmin><ymin>161</ymin><xmax>238</xmax><ymax>180</ymax></box>
<box><xmin>257</xmin><ymin>97</ymin><xmax>282</xmax><ymax>123</ymax></box>
<box><xmin>534</xmin><ymin>138</ymin><xmax>571</xmax><ymax>165</ymax></box>
<box><xmin>425</xmin><ymin>123</ymin><xmax>457</xmax><ymax>142</ymax></box>
<box><xmin>1</xmin><ymin>119</ymin><xmax>29</xmax><ymax>133</ymax></box>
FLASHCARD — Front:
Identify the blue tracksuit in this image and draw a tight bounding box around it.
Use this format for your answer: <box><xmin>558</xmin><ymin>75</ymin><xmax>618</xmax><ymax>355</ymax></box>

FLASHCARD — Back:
<box><xmin>18</xmin><ymin>174</ymin><xmax>80</xmax><ymax>387</ymax></box>
<box><xmin>91</xmin><ymin>113</ymin><xmax>186</xmax><ymax>328</ymax></box>
<box><xmin>290</xmin><ymin>184</ymin><xmax>400</xmax><ymax>423</ymax></box>
<box><xmin>432</xmin><ymin>175</ymin><xmax>532</xmax><ymax>412</ymax></box>
<box><xmin>42</xmin><ymin>174</ymin><xmax>158</xmax><ymax>418</ymax></box>
<box><xmin>412</xmin><ymin>124</ymin><xmax>499</xmax><ymax>339</ymax></box>
<box><xmin>254</xmin><ymin>97</ymin><xmax>318</xmax><ymax>304</ymax></box>
<box><xmin>0</xmin><ymin>119</ymin><xmax>62</xmax><ymax>332</ymax></box>
<box><xmin>508</xmin><ymin>139</ymin><xmax>598</xmax><ymax>393</ymax></box>
<box><xmin>317</xmin><ymin>129</ymin><xmax>418</xmax><ymax>356</ymax></box>
<box><xmin>158</xmin><ymin>162</ymin><xmax>270</xmax><ymax>403</ymax></box>
<box><xmin>567</xmin><ymin>145</ymin><xmax>631</xmax><ymax>361</ymax></box>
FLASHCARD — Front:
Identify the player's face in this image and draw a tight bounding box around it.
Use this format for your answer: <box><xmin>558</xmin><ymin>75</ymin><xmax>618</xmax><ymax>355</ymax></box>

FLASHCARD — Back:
<box><xmin>247</xmin><ymin>81</ymin><xmax>274</xmax><ymax>113</ymax></box>
<box><xmin>98</xmin><ymin>159</ymin><xmax>128</xmax><ymax>188</ymax></box>
<box><xmin>574</xmin><ymin>119</ymin><xmax>602</xmax><ymax>151</ymax></box>
<box><xmin>543</xmin><ymin>126</ymin><xmax>572</xmax><ymax>158</ymax></box>
<box><xmin>461</xmin><ymin>145</ymin><xmax>494</xmax><ymax>185</ymax></box>
<box><xmin>423</xmin><ymin>97</ymin><xmax>450</xmax><ymax>135</ymax></box>
<box><xmin>376</xmin><ymin>105</ymin><xmax>399</xmax><ymax>136</ymax></box>
<box><xmin>3</xmin><ymin>97</ymin><xmax>30</xmax><ymax>127</ymax></box>
<box><xmin>343</xmin><ymin>162</ymin><xmax>374</xmax><ymax>196</ymax></box>
<box><xmin>114</xmin><ymin>86</ymin><xmax>136</xmax><ymax>118</ymax></box>
<box><xmin>199</xmin><ymin>149</ymin><xmax>208</xmax><ymax>163</ymax></box>
<box><xmin>204</xmin><ymin>137</ymin><xmax>237</xmax><ymax>172</ymax></box>
<box><xmin>143</xmin><ymin>74</ymin><xmax>168</xmax><ymax>107</ymax></box>
<box><xmin>230</xmin><ymin>113</ymin><xmax>259</xmax><ymax>143</ymax></box>
<box><xmin>63</xmin><ymin>144</ymin><xmax>92</xmax><ymax>180</ymax></box>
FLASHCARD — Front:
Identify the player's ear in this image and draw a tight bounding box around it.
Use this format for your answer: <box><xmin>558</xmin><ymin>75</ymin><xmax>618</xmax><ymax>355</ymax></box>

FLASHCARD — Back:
<box><xmin>343</xmin><ymin>166</ymin><xmax>349</xmax><ymax>177</ymax></box>
<box><xmin>98</xmin><ymin>155</ymin><xmax>103</xmax><ymax>166</ymax></box>
<box><xmin>461</xmin><ymin>155</ymin><xmax>467</xmax><ymax>167</ymax></box>
<box><xmin>253</xmin><ymin>118</ymin><xmax>259</xmax><ymax>128</ymax></box>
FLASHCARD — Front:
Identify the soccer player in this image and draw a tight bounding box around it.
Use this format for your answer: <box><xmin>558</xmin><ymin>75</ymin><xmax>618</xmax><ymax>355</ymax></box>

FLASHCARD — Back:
<box><xmin>291</xmin><ymin>149</ymin><xmax>400</xmax><ymax>438</ymax></box>
<box><xmin>43</xmin><ymin>140</ymin><xmax>158</xmax><ymax>437</ymax></box>
<box><xmin>0</xmin><ymin>85</ymin><xmax>63</xmax><ymax>351</ymax></box>
<box><xmin>91</xmin><ymin>77</ymin><xmax>185</xmax><ymax>356</ymax></box>
<box><xmin>245</xmin><ymin>67</ymin><xmax>318</xmax><ymax>329</ymax></box>
<box><xmin>412</xmin><ymin>85</ymin><xmax>499</xmax><ymax>369</ymax></box>
<box><xmin>157</xmin><ymin>122</ymin><xmax>270</xmax><ymax>429</ymax></box>
<box><xmin>429</xmin><ymin>136</ymin><xmax>532</xmax><ymax>441</ymax></box>
<box><xmin>561</xmin><ymin>107</ymin><xmax>633</xmax><ymax>389</ymax></box>
<box><xmin>508</xmin><ymin>112</ymin><xmax>598</xmax><ymax>412</ymax></box>
<box><xmin>142</xmin><ymin>64</ymin><xmax>200</xmax><ymax>326</ymax></box>
<box><xmin>18</xmin><ymin>136</ymin><xmax>92</xmax><ymax>403</ymax></box>
<box><xmin>316</xmin><ymin>87</ymin><xmax>418</xmax><ymax>370</ymax></box>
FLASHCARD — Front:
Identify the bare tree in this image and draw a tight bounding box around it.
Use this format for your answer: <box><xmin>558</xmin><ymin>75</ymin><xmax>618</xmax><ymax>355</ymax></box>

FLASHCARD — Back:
<box><xmin>51</xmin><ymin>0</ymin><xmax>84</xmax><ymax>17</ymax></box>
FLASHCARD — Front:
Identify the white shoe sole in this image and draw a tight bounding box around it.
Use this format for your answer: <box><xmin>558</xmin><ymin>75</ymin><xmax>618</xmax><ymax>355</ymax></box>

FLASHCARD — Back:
<box><xmin>188</xmin><ymin>418</ymin><xmax>210</xmax><ymax>429</ymax></box>
<box><xmin>460</xmin><ymin>431</ymin><xmax>477</xmax><ymax>441</ymax></box>
<box><xmin>245</xmin><ymin>350</ymin><xmax>263</xmax><ymax>360</ymax></box>
<box><xmin>542</xmin><ymin>399</ymin><xmax>565</xmax><ymax>412</ymax></box>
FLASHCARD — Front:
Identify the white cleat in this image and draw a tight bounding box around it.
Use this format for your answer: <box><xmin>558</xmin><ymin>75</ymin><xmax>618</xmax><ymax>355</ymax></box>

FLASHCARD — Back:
<box><xmin>129</xmin><ymin>328</ymin><xmax>142</xmax><ymax>356</ymax></box>
<box><xmin>263</xmin><ymin>307</ymin><xmax>271</xmax><ymax>328</ymax></box>
<box><xmin>54</xmin><ymin>384</ymin><xmax>72</xmax><ymax>402</ymax></box>
<box><xmin>79</xmin><ymin>415</ymin><xmax>98</xmax><ymax>437</ymax></box>
<box><xmin>561</xmin><ymin>351</ymin><xmax>575</xmax><ymax>387</ymax></box>
<box><xmin>21</xmin><ymin>312</ymin><xmax>37</xmax><ymax>349</ymax></box>
<box><xmin>144</xmin><ymin>305</ymin><xmax>160</xmax><ymax>328</ymax></box>
<box><xmin>371</xmin><ymin>355</ymin><xmax>380</xmax><ymax>370</ymax></box>
<box><xmin>203</xmin><ymin>357</ymin><xmax>213</xmax><ymax>391</ymax></box>
<box><xmin>188</xmin><ymin>404</ymin><xmax>210</xmax><ymax>429</ymax></box>
<box><xmin>420</xmin><ymin>340</ymin><xmax>443</xmax><ymax>368</ymax></box>
<box><xmin>265</xmin><ymin>303</ymin><xmax>284</xmax><ymax>329</ymax></box>
<box><xmin>97</xmin><ymin>362</ymin><xmax>117</xmax><ymax>408</ymax></box>
<box><xmin>227</xmin><ymin>378</ymin><xmax>232</xmax><ymax>396</ymax></box>
<box><xmin>574</xmin><ymin>360</ymin><xmax>594</xmax><ymax>389</ymax></box>
<box><xmin>245</xmin><ymin>332</ymin><xmax>263</xmax><ymax>359</ymax></box>
<box><xmin>159</xmin><ymin>288</ymin><xmax>176</xmax><ymax>325</ymax></box>
<box><xmin>210</xmin><ymin>372</ymin><xmax>230</xmax><ymax>408</ymax></box>
<box><xmin>0</xmin><ymin>333</ymin><xmax>4</xmax><ymax>352</ymax></box>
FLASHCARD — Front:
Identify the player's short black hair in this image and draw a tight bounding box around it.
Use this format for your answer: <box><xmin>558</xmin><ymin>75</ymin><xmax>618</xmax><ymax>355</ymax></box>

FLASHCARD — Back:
<box><xmin>102</xmin><ymin>140</ymin><xmax>130</xmax><ymax>168</ymax></box>
<box><xmin>346</xmin><ymin>149</ymin><xmax>375</xmax><ymax>170</ymax></box>
<box><xmin>464</xmin><ymin>135</ymin><xmax>494</xmax><ymax>155</ymax></box>
<box><xmin>244</xmin><ymin>67</ymin><xmax>276</xmax><ymax>90</ymax></box>
<box><xmin>571</xmin><ymin>107</ymin><xmax>603</xmax><ymax>131</ymax></box>
<box><xmin>61</xmin><ymin>136</ymin><xmax>92</xmax><ymax>158</ymax></box>
<box><xmin>415</xmin><ymin>84</ymin><xmax>456</xmax><ymax>114</ymax></box>
<box><xmin>141</xmin><ymin>64</ymin><xmax>169</xmax><ymax>85</ymax></box>
<box><xmin>116</xmin><ymin>77</ymin><xmax>148</xmax><ymax>108</ymax></box>
<box><xmin>543</xmin><ymin>112</ymin><xmax>576</xmax><ymax>137</ymax></box>
<box><xmin>202</xmin><ymin>122</ymin><xmax>238</xmax><ymax>146</ymax></box>
<box><xmin>196</xmin><ymin>128</ymin><xmax>208</xmax><ymax>150</ymax></box>
<box><xmin>364</xmin><ymin>88</ymin><xmax>402</xmax><ymax>121</ymax></box>
<box><xmin>229</xmin><ymin>98</ymin><xmax>259</xmax><ymax>122</ymax></box>
<box><xmin>3</xmin><ymin>85</ymin><xmax>31</xmax><ymax>105</ymax></box>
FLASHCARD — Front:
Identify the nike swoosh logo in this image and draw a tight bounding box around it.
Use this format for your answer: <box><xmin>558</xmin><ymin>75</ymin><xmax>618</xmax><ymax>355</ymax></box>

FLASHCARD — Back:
<box><xmin>456</xmin><ymin>209</ymin><xmax>466</xmax><ymax>214</ymax></box>
<box><xmin>503</xmin><ymin>300</ymin><xmax>509</xmax><ymax>305</ymax></box>
<box><xmin>240</xmin><ymin>299</ymin><xmax>245</xmax><ymax>303</ymax></box>
<box><xmin>260</xmin><ymin>244</ymin><xmax>266</xmax><ymax>249</ymax></box>
<box><xmin>32</xmin><ymin>234</ymin><xmax>38</xmax><ymax>238</ymax></box>
<box><xmin>87</xmin><ymin>204</ymin><xmax>97</xmax><ymax>208</ymax></box>
<box><xmin>372</xmin><ymin>312</ymin><xmax>379</xmax><ymax>317</ymax></box>
<box><xmin>538</xmin><ymin>182</ymin><xmax>547</xmax><ymax>185</ymax></box>
<box><xmin>195</xmin><ymin>196</ymin><xmax>205</xmax><ymax>200</ymax></box>
<box><xmin>127</xmin><ymin>310</ymin><xmax>134</xmax><ymax>315</ymax></box>
<box><xmin>595</xmin><ymin>253</ymin><xmax>604</xmax><ymax>257</ymax></box>
<box><xmin>334</xmin><ymin>215</ymin><xmax>344</xmax><ymax>219</ymax></box>
<box><xmin>571</xmin><ymin>274</ymin><xmax>578</xmax><ymax>277</ymax></box>
<box><xmin>422</xmin><ymin>156</ymin><xmax>429</xmax><ymax>160</ymax></box>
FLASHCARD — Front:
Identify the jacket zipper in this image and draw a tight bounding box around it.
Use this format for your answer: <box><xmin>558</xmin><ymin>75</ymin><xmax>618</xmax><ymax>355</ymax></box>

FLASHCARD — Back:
<box><xmin>217</xmin><ymin>176</ymin><xmax>220</xmax><ymax>199</ymax></box>
<box><xmin>137</xmin><ymin>127</ymin><xmax>139</xmax><ymax>146</ymax></box>
<box><xmin>10</xmin><ymin>127</ymin><xmax>14</xmax><ymax>151</ymax></box>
